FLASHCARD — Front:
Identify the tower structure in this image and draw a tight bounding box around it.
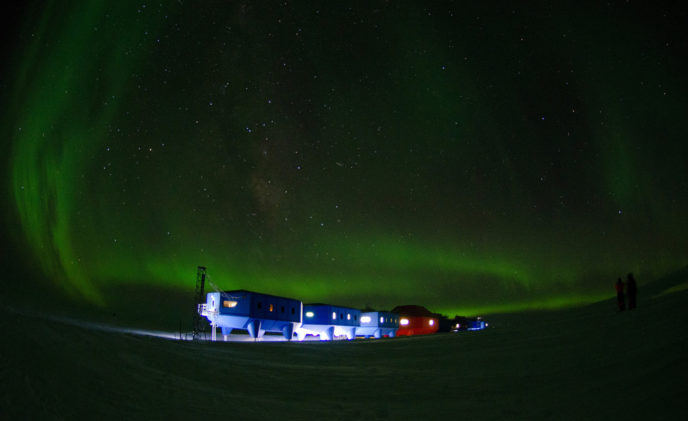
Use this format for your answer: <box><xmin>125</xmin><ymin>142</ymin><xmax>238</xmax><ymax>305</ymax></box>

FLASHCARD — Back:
<box><xmin>192</xmin><ymin>266</ymin><xmax>207</xmax><ymax>340</ymax></box>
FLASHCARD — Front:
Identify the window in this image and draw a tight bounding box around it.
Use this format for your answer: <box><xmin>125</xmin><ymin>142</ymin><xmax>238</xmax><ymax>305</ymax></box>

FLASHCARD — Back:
<box><xmin>347</xmin><ymin>314</ymin><xmax>351</xmax><ymax>320</ymax></box>
<box><xmin>354</xmin><ymin>315</ymin><xmax>357</xmax><ymax>321</ymax></box>
<box><xmin>291</xmin><ymin>308</ymin><xmax>295</xmax><ymax>314</ymax></box>
<box><xmin>257</xmin><ymin>302</ymin><xmax>262</xmax><ymax>309</ymax></box>
<box><xmin>223</xmin><ymin>300</ymin><xmax>238</xmax><ymax>308</ymax></box>
<box><xmin>332</xmin><ymin>312</ymin><xmax>336</xmax><ymax>320</ymax></box>
<box><xmin>429</xmin><ymin>319</ymin><xmax>434</xmax><ymax>326</ymax></box>
<box><xmin>281</xmin><ymin>306</ymin><xmax>285</xmax><ymax>313</ymax></box>
<box><xmin>340</xmin><ymin>313</ymin><xmax>344</xmax><ymax>319</ymax></box>
<box><xmin>360</xmin><ymin>316</ymin><xmax>371</xmax><ymax>323</ymax></box>
<box><xmin>306</xmin><ymin>311</ymin><xmax>315</xmax><ymax>318</ymax></box>
<box><xmin>269</xmin><ymin>304</ymin><xmax>274</xmax><ymax>312</ymax></box>
<box><xmin>400</xmin><ymin>318</ymin><xmax>409</xmax><ymax>326</ymax></box>
<box><xmin>380</xmin><ymin>316</ymin><xmax>384</xmax><ymax>323</ymax></box>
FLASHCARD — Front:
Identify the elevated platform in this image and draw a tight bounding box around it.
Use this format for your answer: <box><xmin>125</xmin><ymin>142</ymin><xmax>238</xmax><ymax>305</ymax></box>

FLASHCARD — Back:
<box><xmin>296</xmin><ymin>304</ymin><xmax>361</xmax><ymax>341</ymax></box>
<box><xmin>200</xmin><ymin>290</ymin><xmax>302</xmax><ymax>340</ymax></box>
<box><xmin>356</xmin><ymin>311</ymin><xmax>399</xmax><ymax>339</ymax></box>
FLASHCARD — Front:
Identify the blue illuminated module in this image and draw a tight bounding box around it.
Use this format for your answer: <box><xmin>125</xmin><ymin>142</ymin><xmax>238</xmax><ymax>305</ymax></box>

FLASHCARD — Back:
<box><xmin>356</xmin><ymin>311</ymin><xmax>399</xmax><ymax>339</ymax></box>
<box><xmin>296</xmin><ymin>304</ymin><xmax>361</xmax><ymax>341</ymax></box>
<box><xmin>467</xmin><ymin>320</ymin><xmax>486</xmax><ymax>331</ymax></box>
<box><xmin>200</xmin><ymin>290</ymin><xmax>302</xmax><ymax>340</ymax></box>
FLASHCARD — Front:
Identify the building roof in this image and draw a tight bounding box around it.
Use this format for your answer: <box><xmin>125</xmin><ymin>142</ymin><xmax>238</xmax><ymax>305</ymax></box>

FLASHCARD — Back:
<box><xmin>220</xmin><ymin>289</ymin><xmax>301</xmax><ymax>302</ymax></box>
<box><xmin>304</xmin><ymin>303</ymin><xmax>360</xmax><ymax>310</ymax></box>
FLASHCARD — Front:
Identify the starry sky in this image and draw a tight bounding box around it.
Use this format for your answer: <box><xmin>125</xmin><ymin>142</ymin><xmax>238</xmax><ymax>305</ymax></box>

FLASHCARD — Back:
<box><xmin>3</xmin><ymin>1</ymin><xmax>688</xmax><ymax>316</ymax></box>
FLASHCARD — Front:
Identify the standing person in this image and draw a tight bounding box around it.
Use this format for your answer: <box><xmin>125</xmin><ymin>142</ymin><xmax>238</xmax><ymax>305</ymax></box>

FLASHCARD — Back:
<box><xmin>615</xmin><ymin>277</ymin><xmax>626</xmax><ymax>312</ymax></box>
<box><xmin>627</xmin><ymin>273</ymin><xmax>637</xmax><ymax>310</ymax></box>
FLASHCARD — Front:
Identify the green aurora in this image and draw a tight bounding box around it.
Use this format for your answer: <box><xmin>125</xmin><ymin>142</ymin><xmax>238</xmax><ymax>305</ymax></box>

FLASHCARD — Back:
<box><xmin>5</xmin><ymin>1</ymin><xmax>688</xmax><ymax>316</ymax></box>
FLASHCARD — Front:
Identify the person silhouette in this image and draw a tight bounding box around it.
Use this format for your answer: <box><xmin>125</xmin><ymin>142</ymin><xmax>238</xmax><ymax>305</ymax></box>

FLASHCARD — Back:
<box><xmin>626</xmin><ymin>273</ymin><xmax>637</xmax><ymax>310</ymax></box>
<box><xmin>615</xmin><ymin>277</ymin><xmax>625</xmax><ymax>312</ymax></box>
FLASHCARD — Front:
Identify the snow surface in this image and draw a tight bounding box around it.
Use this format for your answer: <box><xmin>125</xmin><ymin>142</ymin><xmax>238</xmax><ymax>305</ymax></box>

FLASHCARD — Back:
<box><xmin>2</xmin><ymin>271</ymin><xmax>687</xmax><ymax>420</ymax></box>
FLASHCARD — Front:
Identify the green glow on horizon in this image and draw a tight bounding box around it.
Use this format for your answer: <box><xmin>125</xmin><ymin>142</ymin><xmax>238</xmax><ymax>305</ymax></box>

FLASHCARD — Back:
<box><xmin>654</xmin><ymin>282</ymin><xmax>688</xmax><ymax>299</ymax></box>
<box><xmin>433</xmin><ymin>292</ymin><xmax>612</xmax><ymax>317</ymax></box>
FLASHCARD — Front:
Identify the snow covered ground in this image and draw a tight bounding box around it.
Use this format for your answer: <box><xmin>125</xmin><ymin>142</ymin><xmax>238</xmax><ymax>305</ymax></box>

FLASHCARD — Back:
<box><xmin>2</xmin><ymin>270</ymin><xmax>687</xmax><ymax>419</ymax></box>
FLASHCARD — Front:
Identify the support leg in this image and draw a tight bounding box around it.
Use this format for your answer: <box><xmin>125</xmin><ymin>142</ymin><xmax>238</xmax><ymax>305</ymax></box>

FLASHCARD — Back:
<box><xmin>346</xmin><ymin>327</ymin><xmax>356</xmax><ymax>340</ymax></box>
<box><xmin>247</xmin><ymin>320</ymin><xmax>262</xmax><ymax>339</ymax></box>
<box><xmin>323</xmin><ymin>326</ymin><xmax>335</xmax><ymax>341</ymax></box>
<box><xmin>282</xmin><ymin>324</ymin><xmax>294</xmax><ymax>341</ymax></box>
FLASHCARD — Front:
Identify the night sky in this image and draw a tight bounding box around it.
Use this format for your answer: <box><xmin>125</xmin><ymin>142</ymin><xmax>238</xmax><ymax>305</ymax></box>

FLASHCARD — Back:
<box><xmin>3</xmin><ymin>1</ymin><xmax>687</xmax><ymax>316</ymax></box>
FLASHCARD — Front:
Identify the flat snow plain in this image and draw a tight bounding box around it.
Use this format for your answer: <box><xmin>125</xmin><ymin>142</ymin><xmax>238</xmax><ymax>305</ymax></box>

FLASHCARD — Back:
<box><xmin>2</xmin><ymin>271</ymin><xmax>687</xmax><ymax>420</ymax></box>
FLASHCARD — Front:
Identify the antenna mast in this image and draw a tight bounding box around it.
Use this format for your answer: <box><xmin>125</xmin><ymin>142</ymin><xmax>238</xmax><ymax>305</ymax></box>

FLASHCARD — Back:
<box><xmin>192</xmin><ymin>266</ymin><xmax>207</xmax><ymax>340</ymax></box>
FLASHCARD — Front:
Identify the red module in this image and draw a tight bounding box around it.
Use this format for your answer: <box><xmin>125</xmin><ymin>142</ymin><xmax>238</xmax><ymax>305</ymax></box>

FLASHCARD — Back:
<box><xmin>391</xmin><ymin>305</ymin><xmax>439</xmax><ymax>336</ymax></box>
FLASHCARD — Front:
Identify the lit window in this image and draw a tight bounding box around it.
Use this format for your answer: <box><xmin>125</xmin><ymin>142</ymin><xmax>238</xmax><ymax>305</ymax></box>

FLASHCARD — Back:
<box><xmin>347</xmin><ymin>314</ymin><xmax>351</xmax><ymax>320</ymax></box>
<box><xmin>360</xmin><ymin>316</ymin><xmax>371</xmax><ymax>323</ymax></box>
<box><xmin>269</xmin><ymin>304</ymin><xmax>274</xmax><ymax>312</ymax></box>
<box><xmin>306</xmin><ymin>311</ymin><xmax>314</xmax><ymax>318</ymax></box>
<box><xmin>223</xmin><ymin>300</ymin><xmax>237</xmax><ymax>308</ymax></box>
<box><xmin>380</xmin><ymin>317</ymin><xmax>384</xmax><ymax>323</ymax></box>
<box><xmin>332</xmin><ymin>312</ymin><xmax>336</xmax><ymax>320</ymax></box>
<box><xmin>400</xmin><ymin>318</ymin><xmax>409</xmax><ymax>326</ymax></box>
<box><xmin>429</xmin><ymin>319</ymin><xmax>434</xmax><ymax>326</ymax></box>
